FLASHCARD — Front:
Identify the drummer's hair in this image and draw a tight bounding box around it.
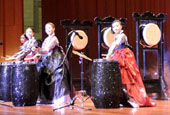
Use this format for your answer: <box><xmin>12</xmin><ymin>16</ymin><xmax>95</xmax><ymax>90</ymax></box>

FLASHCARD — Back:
<box><xmin>111</xmin><ymin>18</ymin><xmax>127</xmax><ymax>26</ymax></box>
<box><xmin>26</xmin><ymin>27</ymin><xmax>34</xmax><ymax>33</ymax></box>
<box><xmin>20</xmin><ymin>34</ymin><xmax>28</xmax><ymax>40</ymax></box>
<box><xmin>23</xmin><ymin>34</ymin><xmax>29</xmax><ymax>40</ymax></box>
<box><xmin>46</xmin><ymin>22</ymin><xmax>55</xmax><ymax>29</ymax></box>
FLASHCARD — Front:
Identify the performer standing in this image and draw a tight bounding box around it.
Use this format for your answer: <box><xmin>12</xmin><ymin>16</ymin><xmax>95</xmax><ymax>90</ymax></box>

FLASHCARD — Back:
<box><xmin>6</xmin><ymin>27</ymin><xmax>38</xmax><ymax>61</ymax></box>
<box><xmin>34</xmin><ymin>22</ymin><xmax>71</xmax><ymax>107</ymax></box>
<box><xmin>106</xmin><ymin>20</ymin><xmax>156</xmax><ymax>107</ymax></box>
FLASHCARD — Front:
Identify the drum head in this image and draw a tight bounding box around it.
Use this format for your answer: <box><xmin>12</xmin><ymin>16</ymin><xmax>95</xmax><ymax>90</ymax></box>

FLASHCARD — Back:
<box><xmin>103</xmin><ymin>27</ymin><xmax>116</xmax><ymax>47</ymax></box>
<box><xmin>69</xmin><ymin>30</ymin><xmax>88</xmax><ymax>50</ymax></box>
<box><xmin>143</xmin><ymin>23</ymin><xmax>161</xmax><ymax>46</ymax></box>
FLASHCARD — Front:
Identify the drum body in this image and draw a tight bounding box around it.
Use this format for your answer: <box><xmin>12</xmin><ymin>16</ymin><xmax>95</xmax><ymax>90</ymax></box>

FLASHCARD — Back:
<box><xmin>12</xmin><ymin>63</ymin><xmax>38</xmax><ymax>106</ymax></box>
<box><xmin>0</xmin><ymin>62</ymin><xmax>14</xmax><ymax>101</ymax></box>
<box><xmin>140</xmin><ymin>23</ymin><xmax>161</xmax><ymax>47</ymax></box>
<box><xmin>91</xmin><ymin>59</ymin><xmax>122</xmax><ymax>108</ymax></box>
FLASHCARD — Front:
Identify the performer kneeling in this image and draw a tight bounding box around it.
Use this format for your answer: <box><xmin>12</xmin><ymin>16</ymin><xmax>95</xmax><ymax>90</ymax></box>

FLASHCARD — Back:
<box><xmin>106</xmin><ymin>20</ymin><xmax>156</xmax><ymax>107</ymax></box>
<box><xmin>33</xmin><ymin>22</ymin><xmax>72</xmax><ymax>107</ymax></box>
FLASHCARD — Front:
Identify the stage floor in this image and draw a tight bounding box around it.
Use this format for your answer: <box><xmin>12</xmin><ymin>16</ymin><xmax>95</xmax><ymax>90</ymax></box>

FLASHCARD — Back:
<box><xmin>0</xmin><ymin>96</ymin><xmax>170</xmax><ymax>115</ymax></box>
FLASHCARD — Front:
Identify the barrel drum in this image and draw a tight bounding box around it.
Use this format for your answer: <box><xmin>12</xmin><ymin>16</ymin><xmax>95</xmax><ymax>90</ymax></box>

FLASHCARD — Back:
<box><xmin>11</xmin><ymin>63</ymin><xmax>38</xmax><ymax>106</ymax></box>
<box><xmin>91</xmin><ymin>59</ymin><xmax>122</xmax><ymax>108</ymax></box>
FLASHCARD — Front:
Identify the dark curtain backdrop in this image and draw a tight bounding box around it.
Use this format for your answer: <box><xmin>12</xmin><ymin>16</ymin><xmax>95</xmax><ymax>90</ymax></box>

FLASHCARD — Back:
<box><xmin>42</xmin><ymin>0</ymin><xmax>170</xmax><ymax>84</ymax></box>
<box><xmin>42</xmin><ymin>0</ymin><xmax>169</xmax><ymax>51</ymax></box>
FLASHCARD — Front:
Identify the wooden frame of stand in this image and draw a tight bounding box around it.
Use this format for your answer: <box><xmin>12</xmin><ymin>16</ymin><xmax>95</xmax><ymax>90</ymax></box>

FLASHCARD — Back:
<box><xmin>58</xmin><ymin>19</ymin><xmax>92</xmax><ymax>110</ymax></box>
<box><xmin>133</xmin><ymin>11</ymin><xmax>168</xmax><ymax>100</ymax></box>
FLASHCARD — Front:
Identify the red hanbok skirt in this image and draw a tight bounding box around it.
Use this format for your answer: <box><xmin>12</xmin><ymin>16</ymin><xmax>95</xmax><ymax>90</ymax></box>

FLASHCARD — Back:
<box><xmin>108</xmin><ymin>48</ymin><xmax>155</xmax><ymax>107</ymax></box>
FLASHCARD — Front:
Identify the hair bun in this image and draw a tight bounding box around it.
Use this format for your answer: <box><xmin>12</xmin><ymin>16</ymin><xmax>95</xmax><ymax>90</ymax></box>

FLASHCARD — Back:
<box><xmin>119</xmin><ymin>18</ymin><xmax>127</xmax><ymax>26</ymax></box>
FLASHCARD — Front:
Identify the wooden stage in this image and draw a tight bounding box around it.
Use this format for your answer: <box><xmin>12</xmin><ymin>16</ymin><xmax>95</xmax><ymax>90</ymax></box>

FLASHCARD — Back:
<box><xmin>0</xmin><ymin>96</ymin><xmax>170</xmax><ymax>115</ymax></box>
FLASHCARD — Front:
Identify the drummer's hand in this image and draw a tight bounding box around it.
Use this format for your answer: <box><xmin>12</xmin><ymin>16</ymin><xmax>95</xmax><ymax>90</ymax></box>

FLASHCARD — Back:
<box><xmin>32</xmin><ymin>47</ymin><xmax>37</xmax><ymax>51</ymax></box>
<box><xmin>15</xmin><ymin>56</ymin><xmax>22</xmax><ymax>61</ymax></box>
<box><xmin>106</xmin><ymin>53</ymin><xmax>111</xmax><ymax>59</ymax></box>
<box><xmin>33</xmin><ymin>53</ymin><xmax>42</xmax><ymax>59</ymax></box>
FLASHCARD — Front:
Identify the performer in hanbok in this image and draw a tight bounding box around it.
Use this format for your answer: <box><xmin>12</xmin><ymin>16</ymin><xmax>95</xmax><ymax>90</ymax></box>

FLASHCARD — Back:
<box><xmin>106</xmin><ymin>20</ymin><xmax>156</xmax><ymax>107</ymax></box>
<box><xmin>7</xmin><ymin>27</ymin><xmax>38</xmax><ymax>61</ymax></box>
<box><xmin>33</xmin><ymin>22</ymin><xmax>71</xmax><ymax>107</ymax></box>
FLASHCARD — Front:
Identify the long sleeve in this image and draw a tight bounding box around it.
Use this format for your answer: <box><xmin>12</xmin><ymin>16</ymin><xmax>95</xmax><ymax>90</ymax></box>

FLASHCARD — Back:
<box><xmin>106</xmin><ymin>33</ymin><xmax>127</xmax><ymax>59</ymax></box>
<box><xmin>109</xmin><ymin>34</ymin><xmax>127</xmax><ymax>53</ymax></box>
<box><xmin>40</xmin><ymin>35</ymin><xmax>59</xmax><ymax>54</ymax></box>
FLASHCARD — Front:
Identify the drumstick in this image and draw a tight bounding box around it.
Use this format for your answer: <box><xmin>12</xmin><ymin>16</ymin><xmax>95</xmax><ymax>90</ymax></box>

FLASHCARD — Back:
<box><xmin>24</xmin><ymin>57</ymin><xmax>34</xmax><ymax>61</ymax></box>
<box><xmin>74</xmin><ymin>51</ymin><xmax>92</xmax><ymax>61</ymax></box>
<box><xmin>6</xmin><ymin>55</ymin><xmax>11</xmax><ymax>58</ymax></box>
<box><xmin>83</xmin><ymin>56</ymin><xmax>92</xmax><ymax>61</ymax></box>
<box><xmin>1</xmin><ymin>55</ymin><xmax>13</xmax><ymax>61</ymax></box>
<box><xmin>101</xmin><ymin>54</ymin><xmax>107</xmax><ymax>56</ymax></box>
<box><xmin>5</xmin><ymin>57</ymin><xmax>16</xmax><ymax>61</ymax></box>
<box><xmin>1</xmin><ymin>55</ymin><xmax>11</xmax><ymax>58</ymax></box>
<box><xmin>72</xmin><ymin>50</ymin><xmax>92</xmax><ymax>61</ymax></box>
<box><xmin>1</xmin><ymin>56</ymin><xmax>6</xmax><ymax>58</ymax></box>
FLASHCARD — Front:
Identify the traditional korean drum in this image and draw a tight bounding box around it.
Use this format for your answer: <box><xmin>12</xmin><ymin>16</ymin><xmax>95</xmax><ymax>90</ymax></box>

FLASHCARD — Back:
<box><xmin>91</xmin><ymin>59</ymin><xmax>122</xmax><ymax>108</ymax></box>
<box><xmin>0</xmin><ymin>62</ymin><xmax>14</xmax><ymax>101</ymax></box>
<box><xmin>140</xmin><ymin>23</ymin><xmax>161</xmax><ymax>47</ymax></box>
<box><xmin>11</xmin><ymin>62</ymin><xmax>38</xmax><ymax>106</ymax></box>
<box><xmin>102</xmin><ymin>27</ymin><xmax>116</xmax><ymax>47</ymax></box>
<box><xmin>69</xmin><ymin>30</ymin><xmax>88</xmax><ymax>50</ymax></box>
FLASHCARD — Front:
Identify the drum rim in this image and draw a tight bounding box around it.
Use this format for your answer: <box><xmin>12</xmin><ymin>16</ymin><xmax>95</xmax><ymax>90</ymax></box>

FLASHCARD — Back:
<box><xmin>93</xmin><ymin>59</ymin><xmax>119</xmax><ymax>63</ymax></box>
<box><xmin>143</xmin><ymin>23</ymin><xmax>161</xmax><ymax>46</ymax></box>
